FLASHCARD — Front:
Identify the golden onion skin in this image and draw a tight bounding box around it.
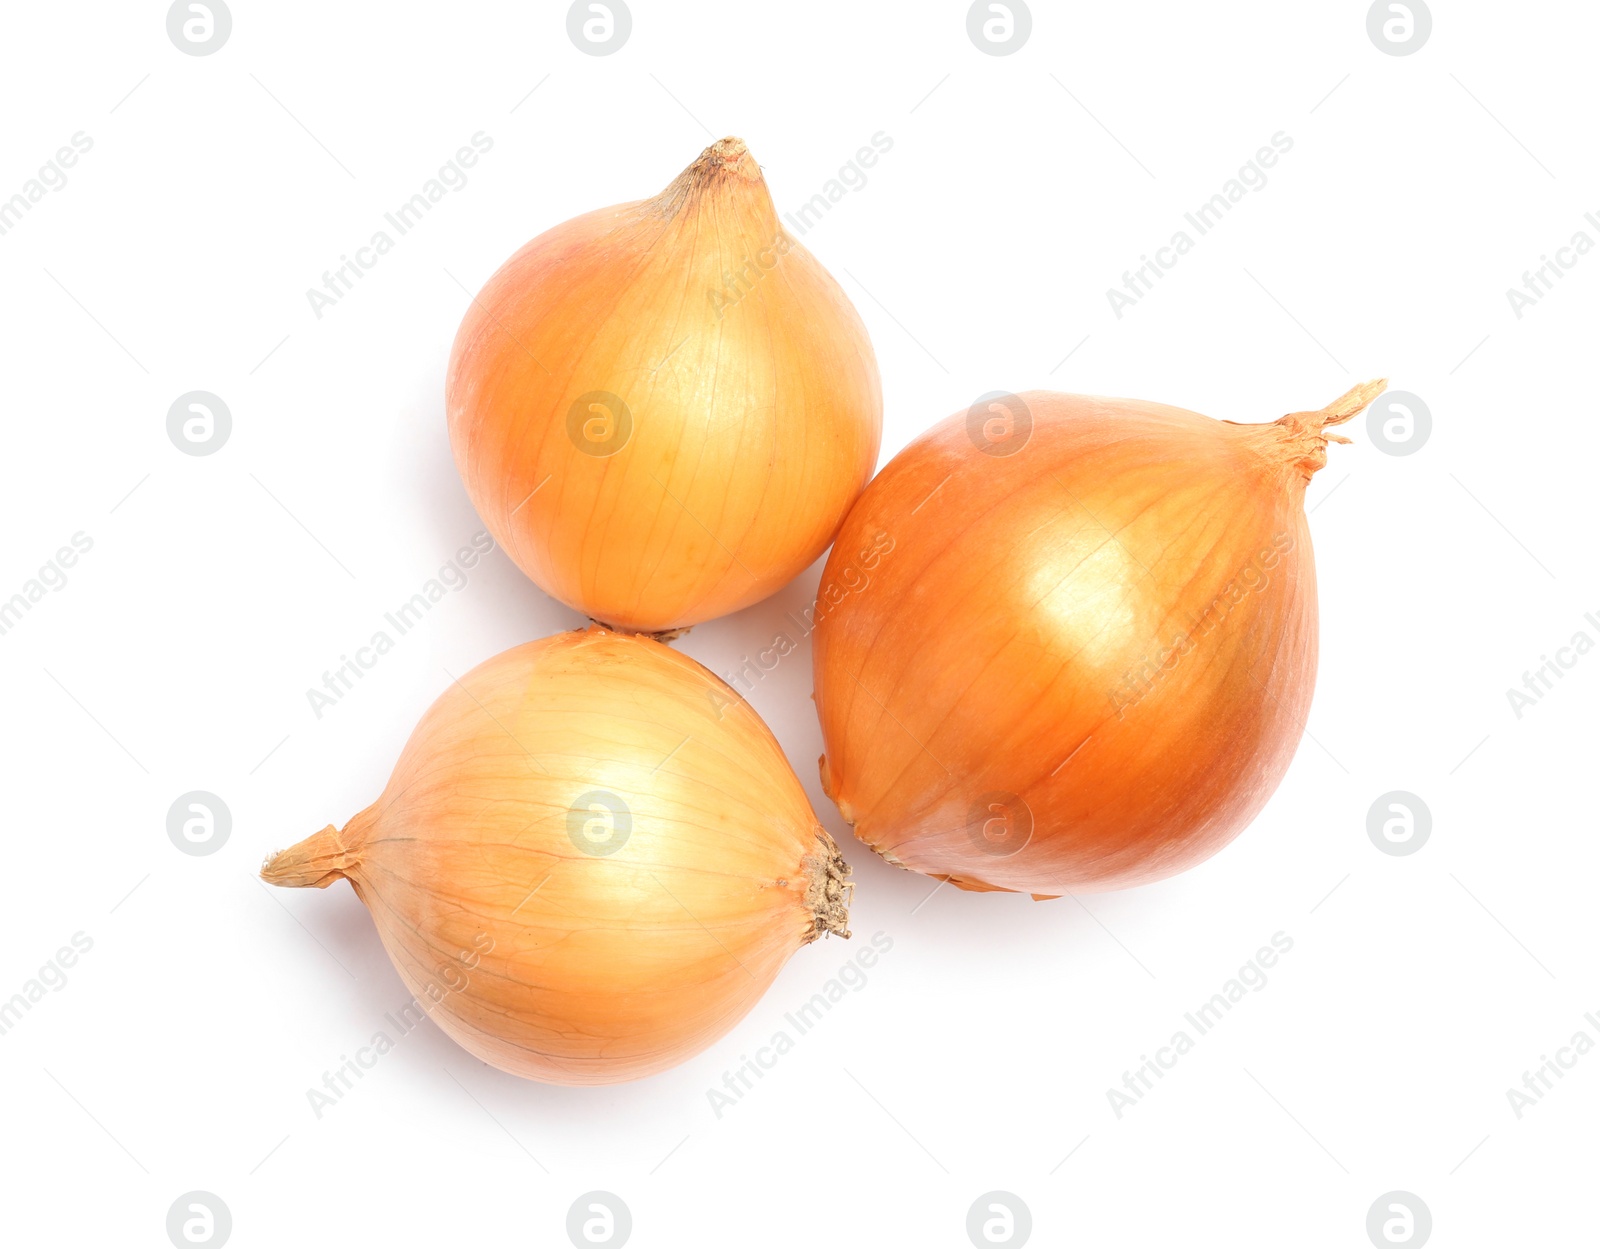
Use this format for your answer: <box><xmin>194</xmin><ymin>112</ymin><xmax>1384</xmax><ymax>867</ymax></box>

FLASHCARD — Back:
<box><xmin>446</xmin><ymin>138</ymin><xmax>882</xmax><ymax>634</ymax></box>
<box><xmin>812</xmin><ymin>384</ymin><xmax>1384</xmax><ymax>895</ymax></box>
<box><xmin>264</xmin><ymin>628</ymin><xmax>850</xmax><ymax>1085</ymax></box>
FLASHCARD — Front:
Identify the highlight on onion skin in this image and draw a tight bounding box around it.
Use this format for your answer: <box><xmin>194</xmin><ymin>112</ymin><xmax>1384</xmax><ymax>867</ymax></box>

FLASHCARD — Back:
<box><xmin>262</xmin><ymin>627</ymin><xmax>852</xmax><ymax>1086</ymax></box>
<box><xmin>811</xmin><ymin>381</ymin><xmax>1387</xmax><ymax>897</ymax></box>
<box><xmin>446</xmin><ymin>137</ymin><xmax>882</xmax><ymax>636</ymax></box>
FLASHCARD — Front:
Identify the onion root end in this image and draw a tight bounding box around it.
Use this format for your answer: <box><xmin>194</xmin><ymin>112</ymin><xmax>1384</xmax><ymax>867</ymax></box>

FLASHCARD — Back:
<box><xmin>802</xmin><ymin>831</ymin><xmax>853</xmax><ymax>942</ymax></box>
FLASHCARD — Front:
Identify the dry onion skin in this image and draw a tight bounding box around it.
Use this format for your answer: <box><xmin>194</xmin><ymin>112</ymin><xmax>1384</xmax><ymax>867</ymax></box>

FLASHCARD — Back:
<box><xmin>446</xmin><ymin>137</ymin><xmax>882</xmax><ymax>635</ymax></box>
<box><xmin>812</xmin><ymin>381</ymin><xmax>1387</xmax><ymax>896</ymax></box>
<box><xmin>263</xmin><ymin>627</ymin><xmax>851</xmax><ymax>1085</ymax></box>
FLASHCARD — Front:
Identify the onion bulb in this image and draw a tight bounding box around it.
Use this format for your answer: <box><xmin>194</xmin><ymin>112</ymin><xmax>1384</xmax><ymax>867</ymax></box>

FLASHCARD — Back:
<box><xmin>263</xmin><ymin>627</ymin><xmax>851</xmax><ymax>1085</ymax></box>
<box><xmin>446</xmin><ymin>137</ymin><xmax>882</xmax><ymax>635</ymax></box>
<box><xmin>812</xmin><ymin>381</ymin><xmax>1387</xmax><ymax>896</ymax></box>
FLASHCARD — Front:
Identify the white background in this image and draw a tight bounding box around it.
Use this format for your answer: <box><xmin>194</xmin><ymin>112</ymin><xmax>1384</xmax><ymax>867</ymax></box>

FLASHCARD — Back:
<box><xmin>1</xmin><ymin>1</ymin><xmax>1595</xmax><ymax>1245</ymax></box>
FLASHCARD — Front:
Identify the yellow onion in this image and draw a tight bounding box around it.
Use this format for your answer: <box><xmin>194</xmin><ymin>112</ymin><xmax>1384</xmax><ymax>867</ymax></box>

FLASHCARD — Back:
<box><xmin>446</xmin><ymin>137</ymin><xmax>882</xmax><ymax>635</ymax></box>
<box><xmin>812</xmin><ymin>381</ymin><xmax>1387</xmax><ymax>896</ymax></box>
<box><xmin>263</xmin><ymin>627</ymin><xmax>851</xmax><ymax>1085</ymax></box>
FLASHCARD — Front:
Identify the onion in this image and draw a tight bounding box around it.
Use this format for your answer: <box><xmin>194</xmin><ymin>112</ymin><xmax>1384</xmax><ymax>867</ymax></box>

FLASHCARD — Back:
<box><xmin>446</xmin><ymin>137</ymin><xmax>882</xmax><ymax>635</ymax></box>
<box><xmin>263</xmin><ymin>627</ymin><xmax>852</xmax><ymax>1085</ymax></box>
<box><xmin>812</xmin><ymin>381</ymin><xmax>1387</xmax><ymax>896</ymax></box>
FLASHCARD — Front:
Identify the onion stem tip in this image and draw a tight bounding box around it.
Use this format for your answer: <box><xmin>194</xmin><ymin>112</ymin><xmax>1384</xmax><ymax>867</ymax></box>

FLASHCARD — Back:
<box><xmin>260</xmin><ymin>825</ymin><xmax>350</xmax><ymax>890</ymax></box>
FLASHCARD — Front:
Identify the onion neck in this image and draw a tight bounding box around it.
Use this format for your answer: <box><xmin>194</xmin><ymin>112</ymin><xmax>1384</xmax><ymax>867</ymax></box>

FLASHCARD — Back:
<box><xmin>647</xmin><ymin>135</ymin><xmax>780</xmax><ymax>234</ymax></box>
<box><xmin>261</xmin><ymin>821</ymin><xmax>357</xmax><ymax>889</ymax></box>
<box><xmin>1263</xmin><ymin>378</ymin><xmax>1388</xmax><ymax>480</ymax></box>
